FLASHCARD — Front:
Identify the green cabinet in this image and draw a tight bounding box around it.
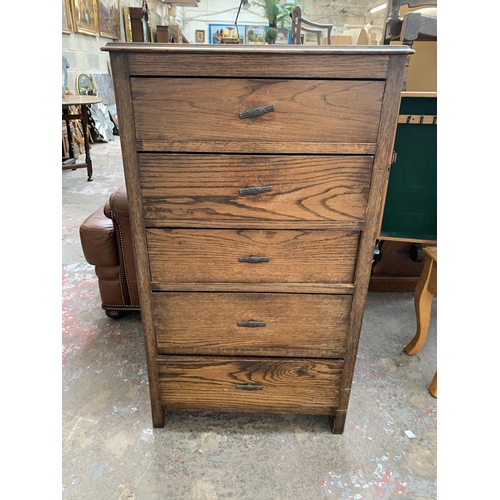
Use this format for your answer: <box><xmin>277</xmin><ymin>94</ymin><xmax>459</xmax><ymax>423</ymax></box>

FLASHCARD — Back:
<box><xmin>379</xmin><ymin>93</ymin><xmax>437</xmax><ymax>242</ymax></box>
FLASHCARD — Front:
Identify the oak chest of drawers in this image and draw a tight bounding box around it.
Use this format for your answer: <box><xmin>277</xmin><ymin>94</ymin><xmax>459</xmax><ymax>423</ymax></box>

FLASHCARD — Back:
<box><xmin>103</xmin><ymin>43</ymin><xmax>411</xmax><ymax>433</ymax></box>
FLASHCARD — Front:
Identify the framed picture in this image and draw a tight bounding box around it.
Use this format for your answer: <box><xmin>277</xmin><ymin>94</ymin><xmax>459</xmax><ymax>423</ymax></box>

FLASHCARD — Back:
<box><xmin>195</xmin><ymin>29</ymin><xmax>205</xmax><ymax>43</ymax></box>
<box><xmin>99</xmin><ymin>0</ymin><xmax>120</xmax><ymax>39</ymax></box>
<box><xmin>275</xmin><ymin>27</ymin><xmax>291</xmax><ymax>45</ymax></box>
<box><xmin>208</xmin><ymin>24</ymin><xmax>244</xmax><ymax>44</ymax></box>
<box><xmin>62</xmin><ymin>0</ymin><xmax>72</xmax><ymax>33</ymax></box>
<box><xmin>245</xmin><ymin>25</ymin><xmax>266</xmax><ymax>45</ymax></box>
<box><xmin>71</xmin><ymin>0</ymin><xmax>99</xmax><ymax>36</ymax></box>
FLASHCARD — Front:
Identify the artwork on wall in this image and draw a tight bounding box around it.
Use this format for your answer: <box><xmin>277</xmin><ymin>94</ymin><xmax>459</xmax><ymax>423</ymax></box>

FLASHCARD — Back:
<box><xmin>63</xmin><ymin>0</ymin><xmax>73</xmax><ymax>33</ymax></box>
<box><xmin>195</xmin><ymin>30</ymin><xmax>205</xmax><ymax>43</ymax></box>
<box><xmin>99</xmin><ymin>0</ymin><xmax>120</xmax><ymax>39</ymax></box>
<box><xmin>71</xmin><ymin>0</ymin><xmax>100</xmax><ymax>36</ymax></box>
<box><xmin>275</xmin><ymin>27</ymin><xmax>291</xmax><ymax>45</ymax></box>
<box><xmin>245</xmin><ymin>26</ymin><xmax>266</xmax><ymax>45</ymax></box>
<box><xmin>208</xmin><ymin>24</ymin><xmax>244</xmax><ymax>44</ymax></box>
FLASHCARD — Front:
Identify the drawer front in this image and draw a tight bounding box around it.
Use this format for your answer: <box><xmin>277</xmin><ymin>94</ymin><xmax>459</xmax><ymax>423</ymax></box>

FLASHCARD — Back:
<box><xmin>158</xmin><ymin>356</ymin><xmax>343</xmax><ymax>415</ymax></box>
<box><xmin>139</xmin><ymin>154</ymin><xmax>373</xmax><ymax>225</ymax></box>
<box><xmin>153</xmin><ymin>292</ymin><xmax>352</xmax><ymax>357</ymax></box>
<box><xmin>131</xmin><ymin>78</ymin><xmax>385</xmax><ymax>153</ymax></box>
<box><xmin>147</xmin><ymin>229</ymin><xmax>359</xmax><ymax>285</ymax></box>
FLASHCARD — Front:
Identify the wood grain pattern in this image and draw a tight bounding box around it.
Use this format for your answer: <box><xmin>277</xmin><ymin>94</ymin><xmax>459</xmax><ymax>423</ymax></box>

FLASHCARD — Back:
<box><xmin>124</xmin><ymin>51</ymin><xmax>391</xmax><ymax>79</ymax></box>
<box><xmin>131</xmin><ymin>78</ymin><xmax>385</xmax><ymax>152</ymax></box>
<box><xmin>103</xmin><ymin>43</ymin><xmax>412</xmax><ymax>433</ymax></box>
<box><xmin>138</xmin><ymin>154</ymin><xmax>373</xmax><ymax>225</ymax></box>
<box><xmin>153</xmin><ymin>292</ymin><xmax>352</xmax><ymax>357</ymax></box>
<box><xmin>157</xmin><ymin>356</ymin><xmax>343</xmax><ymax>414</ymax></box>
<box><xmin>146</xmin><ymin>229</ymin><xmax>360</xmax><ymax>285</ymax></box>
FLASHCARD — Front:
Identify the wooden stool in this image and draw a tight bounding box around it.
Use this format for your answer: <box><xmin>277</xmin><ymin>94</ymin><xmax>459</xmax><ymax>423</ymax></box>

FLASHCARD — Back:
<box><xmin>404</xmin><ymin>246</ymin><xmax>437</xmax><ymax>397</ymax></box>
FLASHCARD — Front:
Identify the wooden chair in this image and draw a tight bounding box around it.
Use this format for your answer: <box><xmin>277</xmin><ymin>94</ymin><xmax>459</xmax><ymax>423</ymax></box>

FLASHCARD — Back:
<box><xmin>404</xmin><ymin>246</ymin><xmax>437</xmax><ymax>397</ymax></box>
<box><xmin>289</xmin><ymin>6</ymin><xmax>333</xmax><ymax>45</ymax></box>
<box><xmin>383</xmin><ymin>0</ymin><xmax>437</xmax><ymax>89</ymax></box>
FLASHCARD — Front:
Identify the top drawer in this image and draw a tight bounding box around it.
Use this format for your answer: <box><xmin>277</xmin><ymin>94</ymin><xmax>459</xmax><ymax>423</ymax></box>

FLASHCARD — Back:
<box><xmin>131</xmin><ymin>78</ymin><xmax>385</xmax><ymax>154</ymax></box>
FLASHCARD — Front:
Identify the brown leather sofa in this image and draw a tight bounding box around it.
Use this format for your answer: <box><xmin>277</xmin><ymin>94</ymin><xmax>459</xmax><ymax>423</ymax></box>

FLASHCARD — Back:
<box><xmin>79</xmin><ymin>186</ymin><xmax>140</xmax><ymax>318</ymax></box>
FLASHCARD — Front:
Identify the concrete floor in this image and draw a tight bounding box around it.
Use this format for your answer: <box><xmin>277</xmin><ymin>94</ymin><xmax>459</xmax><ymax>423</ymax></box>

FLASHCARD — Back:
<box><xmin>62</xmin><ymin>137</ymin><xmax>437</xmax><ymax>499</ymax></box>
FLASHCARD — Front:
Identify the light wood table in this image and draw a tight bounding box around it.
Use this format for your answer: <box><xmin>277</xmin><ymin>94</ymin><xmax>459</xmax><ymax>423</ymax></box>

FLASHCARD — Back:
<box><xmin>62</xmin><ymin>95</ymin><xmax>103</xmax><ymax>181</ymax></box>
<box><xmin>404</xmin><ymin>246</ymin><xmax>437</xmax><ymax>397</ymax></box>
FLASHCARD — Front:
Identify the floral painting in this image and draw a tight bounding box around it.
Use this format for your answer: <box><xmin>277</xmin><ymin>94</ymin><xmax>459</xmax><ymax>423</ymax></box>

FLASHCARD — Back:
<box><xmin>99</xmin><ymin>0</ymin><xmax>121</xmax><ymax>39</ymax></box>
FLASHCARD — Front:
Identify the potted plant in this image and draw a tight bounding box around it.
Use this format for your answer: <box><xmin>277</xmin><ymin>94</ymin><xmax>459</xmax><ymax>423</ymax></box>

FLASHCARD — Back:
<box><xmin>252</xmin><ymin>0</ymin><xmax>299</xmax><ymax>28</ymax></box>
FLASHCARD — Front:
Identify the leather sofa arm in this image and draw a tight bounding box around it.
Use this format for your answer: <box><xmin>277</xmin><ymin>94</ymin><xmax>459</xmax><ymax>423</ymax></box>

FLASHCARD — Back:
<box><xmin>80</xmin><ymin>203</ymin><xmax>119</xmax><ymax>267</ymax></box>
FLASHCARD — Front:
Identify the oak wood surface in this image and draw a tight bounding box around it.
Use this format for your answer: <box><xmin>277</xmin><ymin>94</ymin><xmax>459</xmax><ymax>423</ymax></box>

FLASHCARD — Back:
<box><xmin>138</xmin><ymin>154</ymin><xmax>373</xmax><ymax>225</ymax></box>
<box><xmin>131</xmin><ymin>78</ymin><xmax>384</xmax><ymax>152</ymax></box>
<box><xmin>104</xmin><ymin>44</ymin><xmax>412</xmax><ymax>433</ymax></box>
<box><xmin>153</xmin><ymin>292</ymin><xmax>352</xmax><ymax>357</ymax></box>
<box><xmin>146</xmin><ymin>229</ymin><xmax>359</xmax><ymax>285</ymax></box>
<box><xmin>157</xmin><ymin>356</ymin><xmax>344</xmax><ymax>414</ymax></box>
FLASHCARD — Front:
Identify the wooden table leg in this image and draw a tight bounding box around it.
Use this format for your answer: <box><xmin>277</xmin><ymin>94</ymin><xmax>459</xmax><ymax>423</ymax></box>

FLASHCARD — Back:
<box><xmin>404</xmin><ymin>252</ymin><xmax>435</xmax><ymax>355</ymax></box>
<box><xmin>429</xmin><ymin>371</ymin><xmax>437</xmax><ymax>398</ymax></box>
<box><xmin>81</xmin><ymin>105</ymin><xmax>93</xmax><ymax>181</ymax></box>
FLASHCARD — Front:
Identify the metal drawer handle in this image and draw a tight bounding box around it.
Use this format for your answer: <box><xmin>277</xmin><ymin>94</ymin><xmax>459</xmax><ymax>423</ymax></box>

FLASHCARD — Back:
<box><xmin>237</xmin><ymin>320</ymin><xmax>266</xmax><ymax>328</ymax></box>
<box><xmin>239</xmin><ymin>104</ymin><xmax>275</xmax><ymax>119</ymax></box>
<box><xmin>239</xmin><ymin>185</ymin><xmax>272</xmax><ymax>196</ymax></box>
<box><xmin>236</xmin><ymin>381</ymin><xmax>264</xmax><ymax>391</ymax></box>
<box><xmin>238</xmin><ymin>256</ymin><xmax>269</xmax><ymax>263</ymax></box>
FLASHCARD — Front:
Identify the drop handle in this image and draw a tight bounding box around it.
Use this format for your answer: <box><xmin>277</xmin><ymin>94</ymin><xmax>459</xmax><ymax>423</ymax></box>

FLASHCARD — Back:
<box><xmin>237</xmin><ymin>320</ymin><xmax>266</xmax><ymax>328</ymax></box>
<box><xmin>239</xmin><ymin>185</ymin><xmax>272</xmax><ymax>196</ymax></box>
<box><xmin>238</xmin><ymin>256</ymin><xmax>270</xmax><ymax>263</ymax></box>
<box><xmin>235</xmin><ymin>381</ymin><xmax>264</xmax><ymax>391</ymax></box>
<box><xmin>239</xmin><ymin>104</ymin><xmax>275</xmax><ymax>119</ymax></box>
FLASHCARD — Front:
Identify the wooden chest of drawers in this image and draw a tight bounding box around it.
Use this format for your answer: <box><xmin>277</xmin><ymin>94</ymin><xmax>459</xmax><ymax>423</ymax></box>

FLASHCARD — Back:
<box><xmin>103</xmin><ymin>43</ymin><xmax>412</xmax><ymax>433</ymax></box>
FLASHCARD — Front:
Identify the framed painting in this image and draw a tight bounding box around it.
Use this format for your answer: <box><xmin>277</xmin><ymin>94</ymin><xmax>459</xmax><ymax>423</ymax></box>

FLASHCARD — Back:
<box><xmin>208</xmin><ymin>24</ymin><xmax>244</xmax><ymax>44</ymax></box>
<box><xmin>99</xmin><ymin>0</ymin><xmax>121</xmax><ymax>39</ymax></box>
<box><xmin>62</xmin><ymin>0</ymin><xmax>72</xmax><ymax>33</ymax></box>
<box><xmin>195</xmin><ymin>29</ymin><xmax>205</xmax><ymax>43</ymax></box>
<box><xmin>245</xmin><ymin>25</ymin><xmax>266</xmax><ymax>45</ymax></box>
<box><xmin>275</xmin><ymin>27</ymin><xmax>291</xmax><ymax>45</ymax></box>
<box><xmin>71</xmin><ymin>0</ymin><xmax>99</xmax><ymax>36</ymax></box>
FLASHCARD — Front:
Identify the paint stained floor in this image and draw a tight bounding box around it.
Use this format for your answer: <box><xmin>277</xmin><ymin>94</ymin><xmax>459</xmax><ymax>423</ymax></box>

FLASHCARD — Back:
<box><xmin>62</xmin><ymin>137</ymin><xmax>437</xmax><ymax>499</ymax></box>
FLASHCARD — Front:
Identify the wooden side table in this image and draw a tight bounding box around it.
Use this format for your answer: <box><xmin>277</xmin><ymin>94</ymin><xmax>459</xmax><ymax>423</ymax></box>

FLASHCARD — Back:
<box><xmin>62</xmin><ymin>95</ymin><xmax>102</xmax><ymax>181</ymax></box>
<box><xmin>404</xmin><ymin>246</ymin><xmax>437</xmax><ymax>397</ymax></box>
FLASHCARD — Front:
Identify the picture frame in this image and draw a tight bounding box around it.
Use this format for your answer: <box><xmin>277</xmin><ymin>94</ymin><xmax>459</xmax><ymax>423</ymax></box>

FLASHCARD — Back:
<box><xmin>71</xmin><ymin>0</ymin><xmax>100</xmax><ymax>36</ymax></box>
<box><xmin>245</xmin><ymin>25</ymin><xmax>266</xmax><ymax>45</ymax></box>
<box><xmin>275</xmin><ymin>27</ymin><xmax>292</xmax><ymax>45</ymax></box>
<box><xmin>99</xmin><ymin>0</ymin><xmax>121</xmax><ymax>39</ymax></box>
<box><xmin>62</xmin><ymin>0</ymin><xmax>73</xmax><ymax>33</ymax></box>
<box><xmin>208</xmin><ymin>24</ymin><xmax>244</xmax><ymax>44</ymax></box>
<box><xmin>195</xmin><ymin>29</ymin><xmax>205</xmax><ymax>43</ymax></box>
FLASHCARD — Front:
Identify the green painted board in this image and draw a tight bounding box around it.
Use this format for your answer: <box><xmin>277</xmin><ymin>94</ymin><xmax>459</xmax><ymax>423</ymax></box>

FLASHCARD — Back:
<box><xmin>379</xmin><ymin>96</ymin><xmax>437</xmax><ymax>241</ymax></box>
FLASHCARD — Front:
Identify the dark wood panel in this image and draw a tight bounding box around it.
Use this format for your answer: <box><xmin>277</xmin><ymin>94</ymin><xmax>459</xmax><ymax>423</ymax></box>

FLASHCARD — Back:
<box><xmin>131</xmin><ymin>78</ymin><xmax>385</xmax><ymax>151</ymax></box>
<box><xmin>153</xmin><ymin>292</ymin><xmax>352</xmax><ymax>357</ymax></box>
<box><xmin>138</xmin><ymin>154</ymin><xmax>374</xmax><ymax>224</ymax></box>
<box><xmin>158</xmin><ymin>356</ymin><xmax>344</xmax><ymax>414</ymax></box>
<box><xmin>146</xmin><ymin>229</ymin><xmax>360</xmax><ymax>285</ymax></box>
<box><xmin>124</xmin><ymin>51</ymin><xmax>390</xmax><ymax>79</ymax></box>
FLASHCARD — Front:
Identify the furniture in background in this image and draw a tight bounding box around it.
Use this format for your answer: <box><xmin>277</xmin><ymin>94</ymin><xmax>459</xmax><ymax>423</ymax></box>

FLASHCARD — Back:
<box><xmin>62</xmin><ymin>95</ymin><xmax>103</xmax><ymax>181</ymax></box>
<box><xmin>370</xmin><ymin>91</ymin><xmax>437</xmax><ymax>292</ymax></box>
<box><xmin>103</xmin><ymin>43</ymin><xmax>411</xmax><ymax>433</ymax></box>
<box><xmin>124</xmin><ymin>2</ymin><xmax>153</xmax><ymax>42</ymax></box>
<box><xmin>383</xmin><ymin>0</ymin><xmax>437</xmax><ymax>90</ymax></box>
<box><xmin>289</xmin><ymin>6</ymin><xmax>333</xmax><ymax>45</ymax></box>
<box><xmin>79</xmin><ymin>186</ymin><xmax>140</xmax><ymax>317</ymax></box>
<box><xmin>404</xmin><ymin>246</ymin><xmax>437</xmax><ymax>397</ymax></box>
